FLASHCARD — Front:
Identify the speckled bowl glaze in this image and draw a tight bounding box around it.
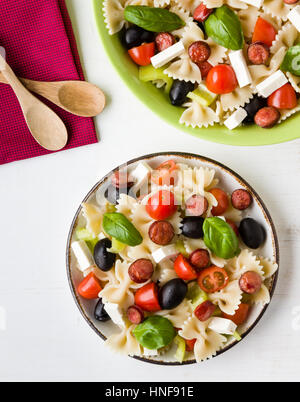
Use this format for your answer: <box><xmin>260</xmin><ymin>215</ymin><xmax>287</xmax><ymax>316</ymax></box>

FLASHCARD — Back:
<box><xmin>66</xmin><ymin>152</ymin><xmax>279</xmax><ymax>365</ymax></box>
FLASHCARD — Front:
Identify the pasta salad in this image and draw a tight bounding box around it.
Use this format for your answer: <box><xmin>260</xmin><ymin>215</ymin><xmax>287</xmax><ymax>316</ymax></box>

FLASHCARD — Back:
<box><xmin>71</xmin><ymin>158</ymin><xmax>278</xmax><ymax>363</ymax></box>
<box><xmin>103</xmin><ymin>0</ymin><xmax>300</xmax><ymax>130</ymax></box>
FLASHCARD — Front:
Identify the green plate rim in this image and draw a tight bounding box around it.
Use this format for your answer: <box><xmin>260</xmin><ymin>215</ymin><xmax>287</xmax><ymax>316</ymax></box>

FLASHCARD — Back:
<box><xmin>93</xmin><ymin>0</ymin><xmax>300</xmax><ymax>146</ymax></box>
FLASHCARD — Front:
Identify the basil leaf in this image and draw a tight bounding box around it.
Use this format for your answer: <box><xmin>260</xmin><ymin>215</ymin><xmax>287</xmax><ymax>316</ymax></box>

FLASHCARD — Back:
<box><xmin>124</xmin><ymin>6</ymin><xmax>185</xmax><ymax>33</ymax></box>
<box><xmin>103</xmin><ymin>213</ymin><xmax>143</xmax><ymax>247</ymax></box>
<box><xmin>281</xmin><ymin>45</ymin><xmax>300</xmax><ymax>77</ymax></box>
<box><xmin>203</xmin><ymin>217</ymin><xmax>240</xmax><ymax>259</ymax></box>
<box><xmin>133</xmin><ymin>316</ymin><xmax>176</xmax><ymax>350</ymax></box>
<box><xmin>204</xmin><ymin>5</ymin><xmax>244</xmax><ymax>50</ymax></box>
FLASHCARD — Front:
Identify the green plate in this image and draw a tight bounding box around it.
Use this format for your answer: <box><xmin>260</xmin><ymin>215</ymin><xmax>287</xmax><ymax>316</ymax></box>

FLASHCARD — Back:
<box><xmin>93</xmin><ymin>0</ymin><xmax>300</xmax><ymax>146</ymax></box>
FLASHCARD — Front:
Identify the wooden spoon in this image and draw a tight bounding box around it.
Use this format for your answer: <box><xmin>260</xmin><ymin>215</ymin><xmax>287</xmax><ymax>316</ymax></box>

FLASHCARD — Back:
<box><xmin>0</xmin><ymin>55</ymin><xmax>68</xmax><ymax>151</ymax></box>
<box><xmin>0</xmin><ymin>73</ymin><xmax>105</xmax><ymax>117</ymax></box>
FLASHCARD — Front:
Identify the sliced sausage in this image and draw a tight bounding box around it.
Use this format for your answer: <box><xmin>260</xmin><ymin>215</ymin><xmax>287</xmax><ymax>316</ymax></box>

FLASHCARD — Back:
<box><xmin>127</xmin><ymin>305</ymin><xmax>144</xmax><ymax>324</ymax></box>
<box><xmin>198</xmin><ymin>61</ymin><xmax>213</xmax><ymax>79</ymax></box>
<box><xmin>283</xmin><ymin>0</ymin><xmax>298</xmax><ymax>4</ymax></box>
<box><xmin>186</xmin><ymin>195</ymin><xmax>209</xmax><ymax>217</ymax></box>
<box><xmin>189</xmin><ymin>249</ymin><xmax>210</xmax><ymax>270</ymax></box>
<box><xmin>254</xmin><ymin>106</ymin><xmax>280</xmax><ymax>128</ymax></box>
<box><xmin>248</xmin><ymin>42</ymin><xmax>270</xmax><ymax>65</ymax></box>
<box><xmin>111</xmin><ymin>171</ymin><xmax>134</xmax><ymax>189</ymax></box>
<box><xmin>239</xmin><ymin>271</ymin><xmax>262</xmax><ymax>294</ymax></box>
<box><xmin>148</xmin><ymin>220</ymin><xmax>175</xmax><ymax>245</ymax></box>
<box><xmin>231</xmin><ymin>189</ymin><xmax>253</xmax><ymax>211</ymax></box>
<box><xmin>188</xmin><ymin>41</ymin><xmax>211</xmax><ymax>64</ymax></box>
<box><xmin>128</xmin><ymin>259</ymin><xmax>154</xmax><ymax>283</ymax></box>
<box><xmin>194</xmin><ymin>301</ymin><xmax>216</xmax><ymax>322</ymax></box>
<box><xmin>155</xmin><ymin>32</ymin><xmax>175</xmax><ymax>52</ymax></box>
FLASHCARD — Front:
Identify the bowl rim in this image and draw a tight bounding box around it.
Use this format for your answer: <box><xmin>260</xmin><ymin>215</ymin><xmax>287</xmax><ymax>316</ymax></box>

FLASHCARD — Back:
<box><xmin>66</xmin><ymin>151</ymin><xmax>280</xmax><ymax>366</ymax></box>
<box><xmin>93</xmin><ymin>0</ymin><xmax>300</xmax><ymax>147</ymax></box>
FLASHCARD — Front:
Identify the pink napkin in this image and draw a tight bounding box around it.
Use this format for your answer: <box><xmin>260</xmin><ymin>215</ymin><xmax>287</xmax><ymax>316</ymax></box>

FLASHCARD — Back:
<box><xmin>0</xmin><ymin>0</ymin><xmax>99</xmax><ymax>165</ymax></box>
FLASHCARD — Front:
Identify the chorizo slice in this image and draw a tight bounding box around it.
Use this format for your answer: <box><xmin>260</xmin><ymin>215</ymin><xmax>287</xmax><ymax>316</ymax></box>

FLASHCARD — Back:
<box><xmin>254</xmin><ymin>106</ymin><xmax>280</xmax><ymax>128</ymax></box>
<box><xmin>239</xmin><ymin>271</ymin><xmax>262</xmax><ymax>294</ymax></box>
<box><xmin>186</xmin><ymin>195</ymin><xmax>209</xmax><ymax>217</ymax></box>
<box><xmin>248</xmin><ymin>42</ymin><xmax>270</xmax><ymax>65</ymax></box>
<box><xmin>155</xmin><ymin>32</ymin><xmax>175</xmax><ymax>52</ymax></box>
<box><xmin>188</xmin><ymin>41</ymin><xmax>211</xmax><ymax>64</ymax></box>
<box><xmin>148</xmin><ymin>220</ymin><xmax>175</xmax><ymax>245</ymax></box>
<box><xmin>189</xmin><ymin>249</ymin><xmax>211</xmax><ymax>270</ymax></box>
<box><xmin>128</xmin><ymin>259</ymin><xmax>154</xmax><ymax>284</ymax></box>
<box><xmin>127</xmin><ymin>305</ymin><xmax>144</xmax><ymax>324</ymax></box>
<box><xmin>231</xmin><ymin>189</ymin><xmax>253</xmax><ymax>211</ymax></box>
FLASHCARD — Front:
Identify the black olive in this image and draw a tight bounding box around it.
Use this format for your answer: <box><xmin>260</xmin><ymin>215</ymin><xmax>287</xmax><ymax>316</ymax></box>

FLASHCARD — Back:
<box><xmin>159</xmin><ymin>279</ymin><xmax>188</xmax><ymax>310</ymax></box>
<box><xmin>169</xmin><ymin>80</ymin><xmax>195</xmax><ymax>106</ymax></box>
<box><xmin>94</xmin><ymin>299</ymin><xmax>111</xmax><ymax>322</ymax></box>
<box><xmin>140</xmin><ymin>29</ymin><xmax>155</xmax><ymax>44</ymax></box>
<box><xmin>123</xmin><ymin>26</ymin><xmax>155</xmax><ymax>49</ymax></box>
<box><xmin>243</xmin><ymin>95</ymin><xmax>268</xmax><ymax>125</ymax></box>
<box><xmin>181</xmin><ymin>217</ymin><xmax>204</xmax><ymax>239</ymax></box>
<box><xmin>94</xmin><ymin>238</ymin><xmax>116</xmax><ymax>272</ymax></box>
<box><xmin>239</xmin><ymin>218</ymin><xmax>266</xmax><ymax>249</ymax></box>
<box><xmin>104</xmin><ymin>184</ymin><xmax>134</xmax><ymax>205</ymax></box>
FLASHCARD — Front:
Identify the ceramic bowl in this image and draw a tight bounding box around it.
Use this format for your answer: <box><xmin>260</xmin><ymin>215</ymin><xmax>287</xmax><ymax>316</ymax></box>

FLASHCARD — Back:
<box><xmin>66</xmin><ymin>152</ymin><xmax>279</xmax><ymax>365</ymax></box>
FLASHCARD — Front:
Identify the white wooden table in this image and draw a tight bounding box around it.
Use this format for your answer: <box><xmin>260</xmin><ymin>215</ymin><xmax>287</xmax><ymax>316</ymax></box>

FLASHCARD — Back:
<box><xmin>0</xmin><ymin>0</ymin><xmax>299</xmax><ymax>382</ymax></box>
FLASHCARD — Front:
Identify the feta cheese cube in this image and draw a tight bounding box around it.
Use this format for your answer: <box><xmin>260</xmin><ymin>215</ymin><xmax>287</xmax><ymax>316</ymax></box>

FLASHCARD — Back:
<box><xmin>288</xmin><ymin>6</ymin><xmax>300</xmax><ymax>33</ymax></box>
<box><xmin>151</xmin><ymin>41</ymin><xmax>185</xmax><ymax>69</ymax></box>
<box><xmin>240</xmin><ymin>0</ymin><xmax>263</xmax><ymax>8</ymax></box>
<box><xmin>71</xmin><ymin>240</ymin><xmax>94</xmax><ymax>272</ymax></box>
<box><xmin>224</xmin><ymin>108</ymin><xmax>247</xmax><ymax>130</ymax></box>
<box><xmin>229</xmin><ymin>50</ymin><xmax>252</xmax><ymax>88</ymax></box>
<box><xmin>130</xmin><ymin>162</ymin><xmax>152</xmax><ymax>192</ymax></box>
<box><xmin>256</xmin><ymin>70</ymin><xmax>288</xmax><ymax>98</ymax></box>
<box><xmin>208</xmin><ymin>317</ymin><xmax>237</xmax><ymax>335</ymax></box>
<box><xmin>143</xmin><ymin>348</ymin><xmax>159</xmax><ymax>356</ymax></box>
<box><xmin>104</xmin><ymin>303</ymin><xmax>126</xmax><ymax>328</ymax></box>
<box><xmin>152</xmin><ymin>245</ymin><xmax>178</xmax><ymax>264</ymax></box>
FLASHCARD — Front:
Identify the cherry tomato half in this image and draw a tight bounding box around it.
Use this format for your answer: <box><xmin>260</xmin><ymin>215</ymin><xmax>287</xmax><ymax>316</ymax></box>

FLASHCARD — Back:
<box><xmin>193</xmin><ymin>3</ymin><xmax>213</xmax><ymax>23</ymax></box>
<box><xmin>128</xmin><ymin>42</ymin><xmax>155</xmax><ymax>66</ymax></box>
<box><xmin>151</xmin><ymin>160</ymin><xmax>178</xmax><ymax>186</ymax></box>
<box><xmin>198</xmin><ymin>266</ymin><xmax>229</xmax><ymax>293</ymax></box>
<box><xmin>146</xmin><ymin>190</ymin><xmax>178</xmax><ymax>220</ymax></box>
<box><xmin>252</xmin><ymin>17</ymin><xmax>277</xmax><ymax>47</ymax></box>
<box><xmin>222</xmin><ymin>303</ymin><xmax>250</xmax><ymax>325</ymax></box>
<box><xmin>134</xmin><ymin>282</ymin><xmax>161</xmax><ymax>312</ymax></box>
<box><xmin>185</xmin><ymin>338</ymin><xmax>197</xmax><ymax>352</ymax></box>
<box><xmin>174</xmin><ymin>254</ymin><xmax>198</xmax><ymax>281</ymax></box>
<box><xmin>206</xmin><ymin>65</ymin><xmax>238</xmax><ymax>94</ymax></box>
<box><xmin>78</xmin><ymin>273</ymin><xmax>102</xmax><ymax>300</ymax></box>
<box><xmin>268</xmin><ymin>83</ymin><xmax>297</xmax><ymax>110</ymax></box>
<box><xmin>209</xmin><ymin>188</ymin><xmax>229</xmax><ymax>216</ymax></box>
<box><xmin>194</xmin><ymin>300</ymin><xmax>216</xmax><ymax>322</ymax></box>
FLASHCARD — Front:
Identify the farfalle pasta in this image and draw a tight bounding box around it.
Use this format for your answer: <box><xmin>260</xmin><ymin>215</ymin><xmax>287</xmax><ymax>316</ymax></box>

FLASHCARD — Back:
<box><xmin>180</xmin><ymin>101</ymin><xmax>220</xmax><ymax>127</ymax></box>
<box><xmin>106</xmin><ymin>324</ymin><xmax>142</xmax><ymax>356</ymax></box>
<box><xmin>179</xmin><ymin>316</ymin><xmax>227</xmax><ymax>362</ymax></box>
<box><xmin>164</xmin><ymin>54</ymin><xmax>202</xmax><ymax>83</ymax></box>
<box><xmin>209</xmin><ymin>280</ymin><xmax>243</xmax><ymax>315</ymax></box>
<box><xmin>262</xmin><ymin>0</ymin><xmax>292</xmax><ymax>22</ymax></box>
<box><xmin>103</xmin><ymin>0</ymin><xmax>300</xmax><ymax>131</ymax></box>
<box><xmin>71</xmin><ymin>157</ymin><xmax>278</xmax><ymax>363</ymax></box>
<box><xmin>82</xmin><ymin>203</ymin><xmax>103</xmax><ymax>236</ymax></box>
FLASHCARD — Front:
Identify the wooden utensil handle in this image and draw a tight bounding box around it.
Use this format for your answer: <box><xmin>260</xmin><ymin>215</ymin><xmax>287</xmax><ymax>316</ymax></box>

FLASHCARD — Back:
<box><xmin>0</xmin><ymin>57</ymin><xmax>34</xmax><ymax>112</ymax></box>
